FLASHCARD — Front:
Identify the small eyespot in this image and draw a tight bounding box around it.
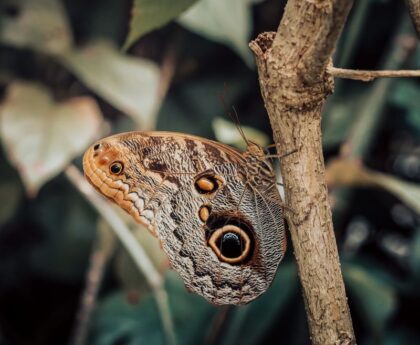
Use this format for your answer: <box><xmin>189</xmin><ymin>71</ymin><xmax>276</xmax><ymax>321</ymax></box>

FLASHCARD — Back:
<box><xmin>198</xmin><ymin>205</ymin><xmax>211</xmax><ymax>222</ymax></box>
<box><xmin>208</xmin><ymin>224</ymin><xmax>252</xmax><ymax>264</ymax></box>
<box><xmin>194</xmin><ymin>174</ymin><xmax>221</xmax><ymax>194</ymax></box>
<box><xmin>93</xmin><ymin>143</ymin><xmax>101</xmax><ymax>151</ymax></box>
<box><xmin>110</xmin><ymin>161</ymin><xmax>124</xmax><ymax>175</ymax></box>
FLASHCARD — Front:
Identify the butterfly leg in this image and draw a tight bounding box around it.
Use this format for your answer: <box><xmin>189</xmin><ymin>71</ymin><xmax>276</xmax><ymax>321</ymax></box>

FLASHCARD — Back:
<box><xmin>261</xmin><ymin>183</ymin><xmax>297</xmax><ymax>216</ymax></box>
<box><xmin>265</xmin><ymin>149</ymin><xmax>298</xmax><ymax>160</ymax></box>
<box><xmin>264</xmin><ymin>142</ymin><xmax>298</xmax><ymax>160</ymax></box>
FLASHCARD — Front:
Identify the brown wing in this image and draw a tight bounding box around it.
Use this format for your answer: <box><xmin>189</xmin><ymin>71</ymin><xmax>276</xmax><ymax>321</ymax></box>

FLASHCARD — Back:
<box><xmin>83</xmin><ymin>131</ymin><xmax>285</xmax><ymax>305</ymax></box>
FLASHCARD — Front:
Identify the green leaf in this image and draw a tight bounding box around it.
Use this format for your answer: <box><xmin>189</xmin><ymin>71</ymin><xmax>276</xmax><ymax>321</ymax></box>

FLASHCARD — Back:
<box><xmin>178</xmin><ymin>0</ymin><xmax>254</xmax><ymax>66</ymax></box>
<box><xmin>220</xmin><ymin>263</ymin><xmax>298</xmax><ymax>345</ymax></box>
<box><xmin>166</xmin><ymin>272</ymin><xmax>216</xmax><ymax>344</ymax></box>
<box><xmin>390</xmin><ymin>80</ymin><xmax>420</xmax><ymax>111</ymax></box>
<box><xmin>0</xmin><ymin>82</ymin><xmax>102</xmax><ymax>195</ymax></box>
<box><xmin>344</xmin><ymin>262</ymin><xmax>396</xmax><ymax>337</ymax></box>
<box><xmin>91</xmin><ymin>291</ymin><xmax>165</xmax><ymax>345</ymax></box>
<box><xmin>372</xmin><ymin>172</ymin><xmax>420</xmax><ymax>215</ymax></box>
<box><xmin>61</xmin><ymin>41</ymin><xmax>161</xmax><ymax>129</ymax></box>
<box><xmin>0</xmin><ymin>0</ymin><xmax>72</xmax><ymax>54</ymax></box>
<box><xmin>0</xmin><ymin>180</ymin><xmax>22</xmax><ymax>224</ymax></box>
<box><xmin>212</xmin><ymin>117</ymin><xmax>269</xmax><ymax>150</ymax></box>
<box><xmin>389</xmin><ymin>80</ymin><xmax>420</xmax><ymax>132</ymax></box>
<box><xmin>91</xmin><ymin>272</ymin><xmax>216</xmax><ymax>345</ymax></box>
<box><xmin>322</xmin><ymin>101</ymin><xmax>353</xmax><ymax>148</ymax></box>
<box><xmin>124</xmin><ymin>0</ymin><xmax>199</xmax><ymax>50</ymax></box>
<box><xmin>30</xmin><ymin>180</ymin><xmax>97</xmax><ymax>282</ymax></box>
<box><xmin>115</xmin><ymin>224</ymin><xmax>168</xmax><ymax>298</ymax></box>
<box><xmin>407</xmin><ymin>109</ymin><xmax>420</xmax><ymax>133</ymax></box>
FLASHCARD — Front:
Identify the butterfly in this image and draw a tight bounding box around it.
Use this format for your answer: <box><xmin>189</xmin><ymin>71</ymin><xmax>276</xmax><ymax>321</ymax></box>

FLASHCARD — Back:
<box><xmin>83</xmin><ymin>131</ymin><xmax>286</xmax><ymax>305</ymax></box>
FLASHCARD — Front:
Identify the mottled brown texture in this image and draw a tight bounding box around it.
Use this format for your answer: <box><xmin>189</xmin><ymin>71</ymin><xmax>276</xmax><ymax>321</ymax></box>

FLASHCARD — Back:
<box><xmin>83</xmin><ymin>131</ymin><xmax>286</xmax><ymax>305</ymax></box>
<box><xmin>250</xmin><ymin>0</ymin><xmax>356</xmax><ymax>344</ymax></box>
<box><xmin>405</xmin><ymin>0</ymin><xmax>420</xmax><ymax>37</ymax></box>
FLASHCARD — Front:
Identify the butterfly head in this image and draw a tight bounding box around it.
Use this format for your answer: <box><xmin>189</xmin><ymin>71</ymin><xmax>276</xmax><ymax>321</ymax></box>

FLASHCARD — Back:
<box><xmin>244</xmin><ymin>140</ymin><xmax>275</xmax><ymax>179</ymax></box>
<box><xmin>246</xmin><ymin>140</ymin><xmax>266</xmax><ymax>158</ymax></box>
<box><xmin>83</xmin><ymin>137</ymin><xmax>137</xmax><ymax>205</ymax></box>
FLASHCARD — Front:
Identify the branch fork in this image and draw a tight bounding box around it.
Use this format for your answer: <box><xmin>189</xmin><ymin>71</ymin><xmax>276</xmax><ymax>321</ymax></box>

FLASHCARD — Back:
<box><xmin>250</xmin><ymin>1</ymin><xmax>356</xmax><ymax>344</ymax></box>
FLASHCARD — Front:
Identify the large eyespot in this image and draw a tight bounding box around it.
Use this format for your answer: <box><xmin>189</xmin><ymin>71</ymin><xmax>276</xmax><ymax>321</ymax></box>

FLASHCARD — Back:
<box><xmin>208</xmin><ymin>224</ymin><xmax>252</xmax><ymax>264</ymax></box>
<box><xmin>110</xmin><ymin>161</ymin><xmax>124</xmax><ymax>175</ymax></box>
<box><xmin>194</xmin><ymin>173</ymin><xmax>223</xmax><ymax>195</ymax></box>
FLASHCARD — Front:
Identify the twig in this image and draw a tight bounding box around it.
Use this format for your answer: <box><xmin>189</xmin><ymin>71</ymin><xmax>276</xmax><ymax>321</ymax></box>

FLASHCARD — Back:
<box><xmin>205</xmin><ymin>306</ymin><xmax>233</xmax><ymax>345</ymax></box>
<box><xmin>69</xmin><ymin>231</ymin><xmax>114</xmax><ymax>345</ymax></box>
<box><xmin>345</xmin><ymin>15</ymin><xmax>416</xmax><ymax>159</ymax></box>
<box><xmin>65</xmin><ymin>165</ymin><xmax>177</xmax><ymax>345</ymax></box>
<box><xmin>157</xmin><ymin>37</ymin><xmax>180</xmax><ymax>102</ymax></box>
<box><xmin>329</xmin><ymin>66</ymin><xmax>420</xmax><ymax>82</ymax></box>
<box><xmin>328</xmin><ymin>14</ymin><xmax>416</xmax><ymax>235</ymax></box>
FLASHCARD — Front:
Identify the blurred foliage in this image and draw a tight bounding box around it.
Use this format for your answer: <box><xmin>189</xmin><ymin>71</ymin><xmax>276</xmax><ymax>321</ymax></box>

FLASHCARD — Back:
<box><xmin>0</xmin><ymin>0</ymin><xmax>419</xmax><ymax>345</ymax></box>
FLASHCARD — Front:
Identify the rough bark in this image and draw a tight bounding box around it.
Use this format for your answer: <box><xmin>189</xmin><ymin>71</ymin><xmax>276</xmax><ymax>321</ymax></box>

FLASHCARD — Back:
<box><xmin>249</xmin><ymin>1</ymin><xmax>356</xmax><ymax>345</ymax></box>
<box><xmin>405</xmin><ymin>0</ymin><xmax>420</xmax><ymax>38</ymax></box>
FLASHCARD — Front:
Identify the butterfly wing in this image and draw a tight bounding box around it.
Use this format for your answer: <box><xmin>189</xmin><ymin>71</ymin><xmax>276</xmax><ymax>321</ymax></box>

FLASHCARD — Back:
<box><xmin>83</xmin><ymin>131</ymin><xmax>286</xmax><ymax>305</ymax></box>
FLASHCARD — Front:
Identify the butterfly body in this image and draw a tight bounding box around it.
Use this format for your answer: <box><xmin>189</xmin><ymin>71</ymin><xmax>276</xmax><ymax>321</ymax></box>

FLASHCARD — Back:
<box><xmin>83</xmin><ymin>131</ymin><xmax>286</xmax><ymax>305</ymax></box>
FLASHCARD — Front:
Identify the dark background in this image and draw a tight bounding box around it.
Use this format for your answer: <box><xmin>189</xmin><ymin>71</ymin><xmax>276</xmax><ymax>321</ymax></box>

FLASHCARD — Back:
<box><xmin>0</xmin><ymin>0</ymin><xmax>419</xmax><ymax>344</ymax></box>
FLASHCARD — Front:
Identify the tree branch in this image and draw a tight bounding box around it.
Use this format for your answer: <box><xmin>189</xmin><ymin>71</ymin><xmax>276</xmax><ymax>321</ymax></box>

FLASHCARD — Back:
<box><xmin>329</xmin><ymin>66</ymin><xmax>420</xmax><ymax>81</ymax></box>
<box><xmin>250</xmin><ymin>0</ymin><xmax>356</xmax><ymax>344</ymax></box>
<box><xmin>270</xmin><ymin>0</ymin><xmax>354</xmax><ymax>85</ymax></box>
<box><xmin>405</xmin><ymin>0</ymin><xmax>420</xmax><ymax>37</ymax></box>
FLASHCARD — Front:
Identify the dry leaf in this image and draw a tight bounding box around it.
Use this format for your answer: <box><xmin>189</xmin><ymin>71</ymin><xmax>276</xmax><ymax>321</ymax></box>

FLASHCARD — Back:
<box><xmin>0</xmin><ymin>82</ymin><xmax>102</xmax><ymax>195</ymax></box>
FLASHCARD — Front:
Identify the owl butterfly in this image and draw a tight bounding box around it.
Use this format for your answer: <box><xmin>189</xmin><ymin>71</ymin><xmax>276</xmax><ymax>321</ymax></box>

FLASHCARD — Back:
<box><xmin>83</xmin><ymin>131</ymin><xmax>286</xmax><ymax>305</ymax></box>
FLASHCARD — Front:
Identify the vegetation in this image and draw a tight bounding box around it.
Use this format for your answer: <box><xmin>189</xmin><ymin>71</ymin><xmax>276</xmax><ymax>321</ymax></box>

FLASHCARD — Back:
<box><xmin>0</xmin><ymin>0</ymin><xmax>419</xmax><ymax>344</ymax></box>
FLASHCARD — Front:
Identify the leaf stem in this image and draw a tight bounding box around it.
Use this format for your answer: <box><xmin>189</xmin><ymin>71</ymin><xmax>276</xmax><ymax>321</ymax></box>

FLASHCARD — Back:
<box><xmin>65</xmin><ymin>165</ymin><xmax>177</xmax><ymax>345</ymax></box>
<box><xmin>329</xmin><ymin>67</ymin><xmax>420</xmax><ymax>81</ymax></box>
<box><xmin>69</xmin><ymin>233</ymin><xmax>113</xmax><ymax>345</ymax></box>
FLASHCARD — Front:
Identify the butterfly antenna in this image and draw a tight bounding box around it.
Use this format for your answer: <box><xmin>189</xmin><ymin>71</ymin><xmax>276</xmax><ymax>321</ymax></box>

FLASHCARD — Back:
<box><xmin>231</xmin><ymin>105</ymin><xmax>250</xmax><ymax>147</ymax></box>
<box><xmin>218</xmin><ymin>84</ymin><xmax>250</xmax><ymax>148</ymax></box>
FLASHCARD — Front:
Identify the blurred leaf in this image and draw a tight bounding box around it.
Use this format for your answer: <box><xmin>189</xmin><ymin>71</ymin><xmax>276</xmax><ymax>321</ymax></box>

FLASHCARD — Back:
<box><xmin>0</xmin><ymin>82</ymin><xmax>102</xmax><ymax>195</ymax></box>
<box><xmin>61</xmin><ymin>41</ymin><xmax>161</xmax><ymax>129</ymax></box>
<box><xmin>91</xmin><ymin>272</ymin><xmax>216</xmax><ymax>345</ymax></box>
<box><xmin>0</xmin><ymin>180</ymin><xmax>22</xmax><ymax>225</ymax></box>
<box><xmin>31</xmin><ymin>180</ymin><xmax>97</xmax><ymax>282</ymax></box>
<box><xmin>326</xmin><ymin>158</ymin><xmax>420</xmax><ymax>214</ymax></box>
<box><xmin>157</xmin><ymin>75</ymin><xmax>251</xmax><ymax>136</ymax></box>
<box><xmin>124</xmin><ymin>0</ymin><xmax>198</xmax><ymax>50</ymax></box>
<box><xmin>407</xmin><ymin>109</ymin><xmax>420</xmax><ymax>133</ymax></box>
<box><xmin>344</xmin><ymin>262</ymin><xmax>396</xmax><ymax>337</ymax></box>
<box><xmin>213</xmin><ymin>117</ymin><xmax>269</xmax><ymax>150</ymax></box>
<box><xmin>326</xmin><ymin>158</ymin><xmax>374</xmax><ymax>187</ymax></box>
<box><xmin>97</xmin><ymin>218</ymin><xmax>116</xmax><ymax>258</ymax></box>
<box><xmin>373</xmin><ymin>173</ymin><xmax>420</xmax><ymax>215</ymax></box>
<box><xmin>91</xmin><ymin>291</ymin><xmax>165</xmax><ymax>345</ymax></box>
<box><xmin>383</xmin><ymin>328</ymin><xmax>420</xmax><ymax>345</ymax></box>
<box><xmin>178</xmin><ymin>0</ymin><xmax>254</xmax><ymax>66</ymax></box>
<box><xmin>390</xmin><ymin>80</ymin><xmax>420</xmax><ymax>110</ymax></box>
<box><xmin>390</xmin><ymin>80</ymin><xmax>420</xmax><ymax>131</ymax></box>
<box><xmin>220</xmin><ymin>263</ymin><xmax>297</xmax><ymax>345</ymax></box>
<box><xmin>115</xmin><ymin>224</ymin><xmax>168</xmax><ymax>299</ymax></box>
<box><xmin>409</xmin><ymin>228</ymin><xmax>420</xmax><ymax>279</ymax></box>
<box><xmin>323</xmin><ymin>99</ymin><xmax>355</xmax><ymax>148</ymax></box>
<box><xmin>0</xmin><ymin>0</ymin><xmax>72</xmax><ymax>54</ymax></box>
